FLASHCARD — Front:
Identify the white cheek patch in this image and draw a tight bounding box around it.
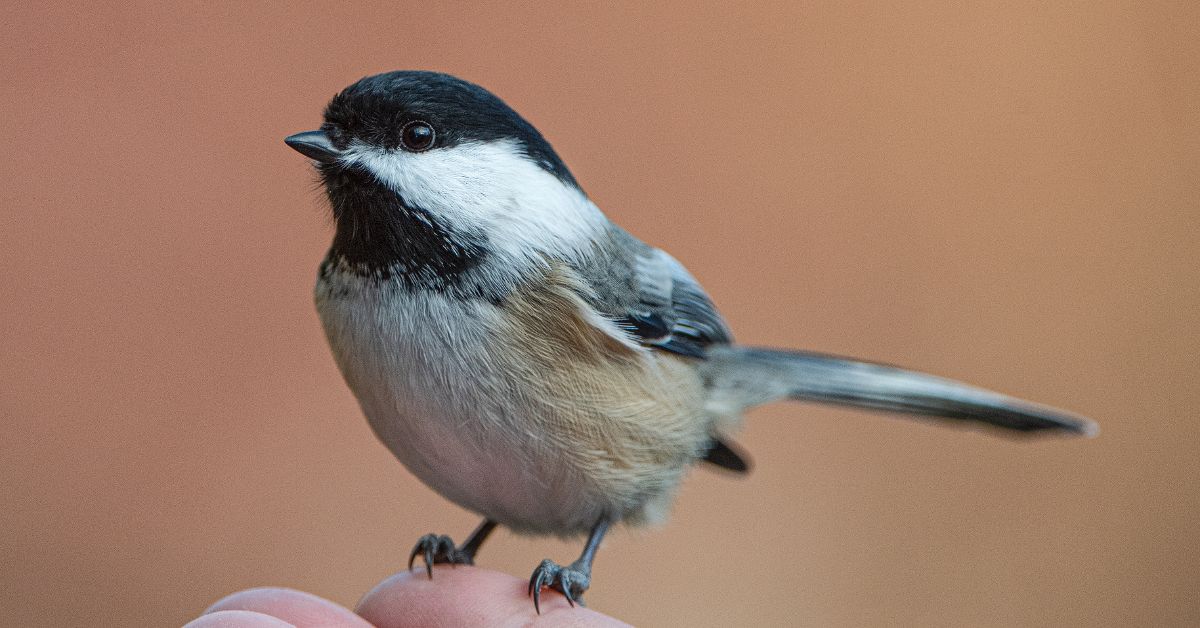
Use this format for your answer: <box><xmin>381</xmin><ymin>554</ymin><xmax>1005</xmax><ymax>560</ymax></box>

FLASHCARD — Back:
<box><xmin>342</xmin><ymin>139</ymin><xmax>605</xmax><ymax>267</ymax></box>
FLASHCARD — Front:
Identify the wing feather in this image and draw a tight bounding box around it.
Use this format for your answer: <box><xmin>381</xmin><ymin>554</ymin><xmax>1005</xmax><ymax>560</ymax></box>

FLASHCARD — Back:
<box><xmin>568</xmin><ymin>227</ymin><xmax>731</xmax><ymax>358</ymax></box>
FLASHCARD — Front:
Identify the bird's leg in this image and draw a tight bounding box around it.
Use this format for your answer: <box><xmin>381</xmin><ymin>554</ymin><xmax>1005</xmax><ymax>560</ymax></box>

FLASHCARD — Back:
<box><xmin>408</xmin><ymin>519</ymin><xmax>497</xmax><ymax>578</ymax></box>
<box><xmin>528</xmin><ymin>518</ymin><xmax>611</xmax><ymax>613</ymax></box>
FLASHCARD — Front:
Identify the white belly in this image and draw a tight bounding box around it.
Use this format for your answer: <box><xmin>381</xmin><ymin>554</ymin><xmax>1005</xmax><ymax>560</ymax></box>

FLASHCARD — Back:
<box><xmin>316</xmin><ymin>272</ymin><xmax>707</xmax><ymax>536</ymax></box>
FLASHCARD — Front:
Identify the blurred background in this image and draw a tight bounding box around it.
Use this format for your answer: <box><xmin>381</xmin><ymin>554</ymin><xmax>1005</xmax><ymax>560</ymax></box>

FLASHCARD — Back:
<box><xmin>2</xmin><ymin>2</ymin><xmax>1197</xmax><ymax>626</ymax></box>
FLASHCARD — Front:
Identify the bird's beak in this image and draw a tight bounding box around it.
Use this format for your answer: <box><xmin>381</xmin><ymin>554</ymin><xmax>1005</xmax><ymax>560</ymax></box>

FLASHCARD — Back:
<box><xmin>284</xmin><ymin>130</ymin><xmax>342</xmax><ymax>163</ymax></box>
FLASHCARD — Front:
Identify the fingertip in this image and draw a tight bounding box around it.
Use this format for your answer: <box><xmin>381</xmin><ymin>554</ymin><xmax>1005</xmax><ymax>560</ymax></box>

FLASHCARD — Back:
<box><xmin>356</xmin><ymin>566</ymin><xmax>630</xmax><ymax>627</ymax></box>
<box><xmin>203</xmin><ymin>587</ymin><xmax>371</xmax><ymax>628</ymax></box>
<box><xmin>184</xmin><ymin>609</ymin><xmax>295</xmax><ymax>628</ymax></box>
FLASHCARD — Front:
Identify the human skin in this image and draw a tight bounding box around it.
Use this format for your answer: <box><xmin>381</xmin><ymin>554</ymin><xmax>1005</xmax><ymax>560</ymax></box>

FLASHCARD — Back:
<box><xmin>184</xmin><ymin>566</ymin><xmax>630</xmax><ymax>628</ymax></box>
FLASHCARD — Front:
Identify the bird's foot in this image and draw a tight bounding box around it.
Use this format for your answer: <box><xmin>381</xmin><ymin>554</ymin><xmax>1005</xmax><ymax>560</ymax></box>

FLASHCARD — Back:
<box><xmin>407</xmin><ymin>533</ymin><xmax>474</xmax><ymax>579</ymax></box>
<box><xmin>528</xmin><ymin>558</ymin><xmax>590</xmax><ymax>614</ymax></box>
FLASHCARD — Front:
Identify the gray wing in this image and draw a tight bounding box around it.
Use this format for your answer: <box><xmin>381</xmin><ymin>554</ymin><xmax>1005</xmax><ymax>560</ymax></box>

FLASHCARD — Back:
<box><xmin>570</xmin><ymin>227</ymin><xmax>750</xmax><ymax>472</ymax></box>
<box><xmin>572</xmin><ymin>227</ymin><xmax>732</xmax><ymax>358</ymax></box>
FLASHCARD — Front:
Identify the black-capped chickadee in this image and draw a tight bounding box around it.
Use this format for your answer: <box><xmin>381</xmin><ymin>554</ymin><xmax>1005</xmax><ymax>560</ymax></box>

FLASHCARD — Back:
<box><xmin>285</xmin><ymin>71</ymin><xmax>1095</xmax><ymax>612</ymax></box>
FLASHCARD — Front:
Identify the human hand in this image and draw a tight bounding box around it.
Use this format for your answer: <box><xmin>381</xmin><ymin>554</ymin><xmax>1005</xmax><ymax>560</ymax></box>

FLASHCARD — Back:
<box><xmin>184</xmin><ymin>565</ymin><xmax>630</xmax><ymax>627</ymax></box>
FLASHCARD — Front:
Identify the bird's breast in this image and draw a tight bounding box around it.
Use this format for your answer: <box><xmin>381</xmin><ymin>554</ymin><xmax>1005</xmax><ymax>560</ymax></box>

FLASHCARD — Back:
<box><xmin>314</xmin><ymin>263</ymin><xmax>711</xmax><ymax>535</ymax></box>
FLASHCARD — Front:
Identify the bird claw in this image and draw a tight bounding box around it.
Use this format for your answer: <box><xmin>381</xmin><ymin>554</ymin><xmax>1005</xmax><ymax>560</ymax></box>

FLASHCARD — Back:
<box><xmin>527</xmin><ymin>559</ymin><xmax>590</xmax><ymax>614</ymax></box>
<box><xmin>407</xmin><ymin>533</ymin><xmax>474</xmax><ymax>579</ymax></box>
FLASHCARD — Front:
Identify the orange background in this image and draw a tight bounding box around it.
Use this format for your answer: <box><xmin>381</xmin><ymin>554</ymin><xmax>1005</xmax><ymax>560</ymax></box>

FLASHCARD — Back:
<box><xmin>2</xmin><ymin>2</ymin><xmax>1197</xmax><ymax>626</ymax></box>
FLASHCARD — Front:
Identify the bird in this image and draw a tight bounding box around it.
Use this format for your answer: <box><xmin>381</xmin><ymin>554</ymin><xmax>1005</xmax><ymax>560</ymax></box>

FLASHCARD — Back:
<box><xmin>284</xmin><ymin>70</ymin><xmax>1096</xmax><ymax>613</ymax></box>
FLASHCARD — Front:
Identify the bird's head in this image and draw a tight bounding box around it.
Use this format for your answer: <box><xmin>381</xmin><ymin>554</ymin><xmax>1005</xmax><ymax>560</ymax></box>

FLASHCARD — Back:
<box><xmin>286</xmin><ymin>71</ymin><xmax>603</xmax><ymax>288</ymax></box>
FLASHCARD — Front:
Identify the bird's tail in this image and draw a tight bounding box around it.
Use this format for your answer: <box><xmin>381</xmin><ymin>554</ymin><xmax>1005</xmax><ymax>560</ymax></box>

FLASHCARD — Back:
<box><xmin>702</xmin><ymin>346</ymin><xmax>1097</xmax><ymax>436</ymax></box>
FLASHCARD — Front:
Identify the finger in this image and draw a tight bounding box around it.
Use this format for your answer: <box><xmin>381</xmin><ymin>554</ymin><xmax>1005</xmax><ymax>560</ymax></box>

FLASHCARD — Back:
<box><xmin>183</xmin><ymin>610</ymin><xmax>295</xmax><ymax>627</ymax></box>
<box><xmin>356</xmin><ymin>566</ymin><xmax>630</xmax><ymax>628</ymax></box>
<box><xmin>203</xmin><ymin>587</ymin><xmax>372</xmax><ymax>628</ymax></box>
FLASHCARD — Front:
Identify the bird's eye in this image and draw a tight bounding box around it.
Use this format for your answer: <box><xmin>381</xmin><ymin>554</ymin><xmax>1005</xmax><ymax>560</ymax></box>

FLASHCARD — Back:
<box><xmin>400</xmin><ymin>121</ymin><xmax>435</xmax><ymax>152</ymax></box>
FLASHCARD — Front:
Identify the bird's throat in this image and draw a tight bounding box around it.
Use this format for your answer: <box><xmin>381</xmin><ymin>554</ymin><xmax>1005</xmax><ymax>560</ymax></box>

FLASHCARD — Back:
<box><xmin>320</xmin><ymin>165</ymin><xmax>487</xmax><ymax>286</ymax></box>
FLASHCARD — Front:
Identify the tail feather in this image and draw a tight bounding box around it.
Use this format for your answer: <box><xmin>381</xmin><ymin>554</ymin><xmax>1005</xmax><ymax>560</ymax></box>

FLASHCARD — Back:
<box><xmin>703</xmin><ymin>346</ymin><xmax>1097</xmax><ymax>436</ymax></box>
